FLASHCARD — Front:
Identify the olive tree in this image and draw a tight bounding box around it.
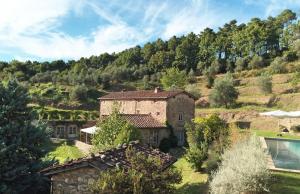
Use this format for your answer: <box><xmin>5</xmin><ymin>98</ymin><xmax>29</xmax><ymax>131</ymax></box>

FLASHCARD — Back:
<box><xmin>209</xmin><ymin>74</ymin><xmax>239</xmax><ymax>108</ymax></box>
<box><xmin>210</xmin><ymin>136</ymin><xmax>271</xmax><ymax>194</ymax></box>
<box><xmin>258</xmin><ymin>72</ymin><xmax>272</xmax><ymax>94</ymax></box>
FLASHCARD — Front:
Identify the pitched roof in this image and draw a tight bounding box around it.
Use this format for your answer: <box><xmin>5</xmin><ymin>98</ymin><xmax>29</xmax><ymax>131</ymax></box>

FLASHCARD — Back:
<box><xmin>100</xmin><ymin>114</ymin><xmax>166</xmax><ymax>129</ymax></box>
<box><xmin>121</xmin><ymin>114</ymin><xmax>166</xmax><ymax>129</ymax></box>
<box><xmin>40</xmin><ymin>141</ymin><xmax>176</xmax><ymax>176</ymax></box>
<box><xmin>99</xmin><ymin>89</ymin><xmax>195</xmax><ymax>100</ymax></box>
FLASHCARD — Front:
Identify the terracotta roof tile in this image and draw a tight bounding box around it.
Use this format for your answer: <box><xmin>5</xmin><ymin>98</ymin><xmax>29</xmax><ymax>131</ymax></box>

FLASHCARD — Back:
<box><xmin>99</xmin><ymin>89</ymin><xmax>195</xmax><ymax>100</ymax></box>
<box><xmin>101</xmin><ymin>114</ymin><xmax>166</xmax><ymax>129</ymax></box>
<box><xmin>121</xmin><ymin>114</ymin><xmax>166</xmax><ymax>129</ymax></box>
<box><xmin>40</xmin><ymin>141</ymin><xmax>176</xmax><ymax>176</ymax></box>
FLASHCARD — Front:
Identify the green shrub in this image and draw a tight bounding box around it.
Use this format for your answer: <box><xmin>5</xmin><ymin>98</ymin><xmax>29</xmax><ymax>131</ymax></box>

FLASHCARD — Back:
<box><xmin>258</xmin><ymin>72</ymin><xmax>272</xmax><ymax>94</ymax></box>
<box><xmin>185</xmin><ymin>114</ymin><xmax>230</xmax><ymax>172</ymax></box>
<box><xmin>249</xmin><ymin>55</ymin><xmax>264</xmax><ymax>69</ymax></box>
<box><xmin>204</xmin><ymin>66</ymin><xmax>216</xmax><ymax>88</ymax></box>
<box><xmin>209</xmin><ymin>74</ymin><xmax>239</xmax><ymax>108</ymax></box>
<box><xmin>293</xmin><ymin>39</ymin><xmax>300</xmax><ymax>57</ymax></box>
<box><xmin>160</xmin><ymin>67</ymin><xmax>187</xmax><ymax>90</ymax></box>
<box><xmin>69</xmin><ymin>85</ymin><xmax>88</xmax><ymax>102</ymax></box>
<box><xmin>159</xmin><ymin>138</ymin><xmax>172</xmax><ymax>153</ymax></box>
<box><xmin>92</xmin><ymin>105</ymin><xmax>141</xmax><ymax>150</ymax></box>
<box><xmin>268</xmin><ymin>57</ymin><xmax>287</xmax><ymax>74</ymax></box>
<box><xmin>283</xmin><ymin>50</ymin><xmax>298</xmax><ymax>62</ymax></box>
<box><xmin>235</xmin><ymin>58</ymin><xmax>247</xmax><ymax>72</ymax></box>
<box><xmin>185</xmin><ymin>84</ymin><xmax>201</xmax><ymax>99</ymax></box>
<box><xmin>210</xmin><ymin>136</ymin><xmax>271</xmax><ymax>194</ymax></box>
<box><xmin>187</xmin><ymin>69</ymin><xmax>197</xmax><ymax>83</ymax></box>
<box><xmin>186</xmin><ymin>143</ymin><xmax>208</xmax><ymax>171</ymax></box>
<box><xmin>90</xmin><ymin>147</ymin><xmax>182</xmax><ymax>194</ymax></box>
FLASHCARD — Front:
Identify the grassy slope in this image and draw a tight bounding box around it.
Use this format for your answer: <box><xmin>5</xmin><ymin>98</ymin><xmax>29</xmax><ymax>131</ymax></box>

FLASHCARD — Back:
<box><xmin>197</xmin><ymin>60</ymin><xmax>300</xmax><ymax>111</ymax></box>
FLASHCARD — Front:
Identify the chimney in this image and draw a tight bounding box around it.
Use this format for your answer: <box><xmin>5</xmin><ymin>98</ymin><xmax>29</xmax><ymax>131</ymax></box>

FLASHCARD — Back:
<box><xmin>154</xmin><ymin>87</ymin><xmax>161</xmax><ymax>93</ymax></box>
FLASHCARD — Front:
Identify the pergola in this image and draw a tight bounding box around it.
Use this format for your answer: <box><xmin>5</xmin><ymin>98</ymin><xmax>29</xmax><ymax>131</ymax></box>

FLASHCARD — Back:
<box><xmin>80</xmin><ymin>126</ymin><xmax>97</xmax><ymax>144</ymax></box>
<box><xmin>260</xmin><ymin>110</ymin><xmax>300</xmax><ymax>131</ymax></box>
<box><xmin>260</xmin><ymin>110</ymin><xmax>300</xmax><ymax>118</ymax></box>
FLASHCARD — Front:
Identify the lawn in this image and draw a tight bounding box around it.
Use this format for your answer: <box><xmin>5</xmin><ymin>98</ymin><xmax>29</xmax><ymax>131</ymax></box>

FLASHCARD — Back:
<box><xmin>253</xmin><ymin>129</ymin><xmax>300</xmax><ymax>140</ymax></box>
<box><xmin>44</xmin><ymin>140</ymin><xmax>84</xmax><ymax>163</ymax></box>
<box><xmin>174</xmin><ymin>157</ymin><xmax>208</xmax><ymax>194</ymax></box>
<box><xmin>270</xmin><ymin>172</ymin><xmax>300</xmax><ymax>194</ymax></box>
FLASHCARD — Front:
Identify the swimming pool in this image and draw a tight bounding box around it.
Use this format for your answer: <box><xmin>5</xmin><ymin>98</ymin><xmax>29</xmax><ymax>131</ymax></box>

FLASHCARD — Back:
<box><xmin>265</xmin><ymin>138</ymin><xmax>300</xmax><ymax>170</ymax></box>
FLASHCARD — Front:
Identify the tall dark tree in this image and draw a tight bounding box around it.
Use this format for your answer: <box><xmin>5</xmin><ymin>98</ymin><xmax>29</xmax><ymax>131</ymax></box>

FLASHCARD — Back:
<box><xmin>0</xmin><ymin>80</ymin><xmax>50</xmax><ymax>194</ymax></box>
<box><xmin>198</xmin><ymin>28</ymin><xmax>217</xmax><ymax>70</ymax></box>
<box><xmin>175</xmin><ymin>32</ymin><xmax>199</xmax><ymax>71</ymax></box>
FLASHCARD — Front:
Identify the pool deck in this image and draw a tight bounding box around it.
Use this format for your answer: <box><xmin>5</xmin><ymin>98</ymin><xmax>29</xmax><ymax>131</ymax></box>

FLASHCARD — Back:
<box><xmin>259</xmin><ymin>136</ymin><xmax>300</xmax><ymax>174</ymax></box>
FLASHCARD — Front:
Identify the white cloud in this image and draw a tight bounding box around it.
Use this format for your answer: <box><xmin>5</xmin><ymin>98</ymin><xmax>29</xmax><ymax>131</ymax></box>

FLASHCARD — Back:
<box><xmin>0</xmin><ymin>0</ymin><xmax>75</xmax><ymax>35</ymax></box>
<box><xmin>162</xmin><ymin>0</ymin><xmax>222</xmax><ymax>38</ymax></box>
<box><xmin>0</xmin><ymin>0</ymin><xmax>297</xmax><ymax>61</ymax></box>
<box><xmin>0</xmin><ymin>0</ymin><xmax>144</xmax><ymax>60</ymax></box>
<box><xmin>244</xmin><ymin>0</ymin><xmax>300</xmax><ymax>16</ymax></box>
<box><xmin>2</xmin><ymin>23</ymin><xmax>145</xmax><ymax>60</ymax></box>
<box><xmin>265</xmin><ymin>0</ymin><xmax>300</xmax><ymax>16</ymax></box>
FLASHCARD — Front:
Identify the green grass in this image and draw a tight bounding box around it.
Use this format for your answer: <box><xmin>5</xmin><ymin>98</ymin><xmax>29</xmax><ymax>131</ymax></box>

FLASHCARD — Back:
<box><xmin>253</xmin><ymin>129</ymin><xmax>300</xmax><ymax>140</ymax></box>
<box><xmin>44</xmin><ymin>141</ymin><xmax>84</xmax><ymax>164</ymax></box>
<box><xmin>174</xmin><ymin>157</ymin><xmax>208</xmax><ymax>194</ymax></box>
<box><xmin>270</xmin><ymin>172</ymin><xmax>300</xmax><ymax>194</ymax></box>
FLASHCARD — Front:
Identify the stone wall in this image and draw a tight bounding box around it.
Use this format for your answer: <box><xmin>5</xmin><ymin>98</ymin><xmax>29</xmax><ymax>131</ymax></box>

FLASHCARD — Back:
<box><xmin>100</xmin><ymin>100</ymin><xmax>168</xmax><ymax>123</ymax></box>
<box><xmin>167</xmin><ymin>94</ymin><xmax>195</xmax><ymax>145</ymax></box>
<box><xmin>51</xmin><ymin>167</ymin><xmax>99</xmax><ymax>194</ymax></box>
<box><xmin>140</xmin><ymin>128</ymin><xmax>170</xmax><ymax>147</ymax></box>
<box><xmin>279</xmin><ymin>118</ymin><xmax>300</xmax><ymax>131</ymax></box>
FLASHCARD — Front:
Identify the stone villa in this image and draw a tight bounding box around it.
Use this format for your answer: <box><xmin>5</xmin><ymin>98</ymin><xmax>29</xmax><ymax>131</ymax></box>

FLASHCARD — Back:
<box><xmin>79</xmin><ymin>88</ymin><xmax>195</xmax><ymax>147</ymax></box>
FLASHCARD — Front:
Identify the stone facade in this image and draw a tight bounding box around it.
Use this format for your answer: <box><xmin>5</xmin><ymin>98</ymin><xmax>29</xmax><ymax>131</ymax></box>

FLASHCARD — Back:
<box><xmin>99</xmin><ymin>91</ymin><xmax>195</xmax><ymax>146</ymax></box>
<box><xmin>48</xmin><ymin>120</ymin><xmax>96</xmax><ymax>140</ymax></box>
<box><xmin>51</xmin><ymin>167</ymin><xmax>99</xmax><ymax>194</ymax></box>
<box><xmin>100</xmin><ymin>100</ymin><xmax>168</xmax><ymax>123</ymax></box>
<box><xmin>166</xmin><ymin>93</ymin><xmax>195</xmax><ymax>145</ymax></box>
<box><xmin>139</xmin><ymin>128</ymin><xmax>170</xmax><ymax>147</ymax></box>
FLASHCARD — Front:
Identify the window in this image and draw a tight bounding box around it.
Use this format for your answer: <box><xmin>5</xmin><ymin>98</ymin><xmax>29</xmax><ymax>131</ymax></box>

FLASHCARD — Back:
<box><xmin>176</xmin><ymin>130</ymin><xmax>185</xmax><ymax>145</ymax></box>
<box><xmin>68</xmin><ymin>126</ymin><xmax>77</xmax><ymax>134</ymax></box>
<box><xmin>56</xmin><ymin>126</ymin><xmax>65</xmax><ymax>137</ymax></box>
<box><xmin>179</xmin><ymin>131</ymin><xmax>184</xmax><ymax>144</ymax></box>
<box><xmin>136</xmin><ymin>110</ymin><xmax>140</xmax><ymax>114</ymax></box>
<box><xmin>156</xmin><ymin>112</ymin><xmax>160</xmax><ymax>116</ymax></box>
<box><xmin>178</xmin><ymin>112</ymin><xmax>183</xmax><ymax>121</ymax></box>
<box><xmin>150</xmin><ymin>131</ymin><xmax>159</xmax><ymax>146</ymax></box>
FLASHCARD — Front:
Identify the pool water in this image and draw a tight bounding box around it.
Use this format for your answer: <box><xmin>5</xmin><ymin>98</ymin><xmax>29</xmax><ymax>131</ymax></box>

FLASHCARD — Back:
<box><xmin>265</xmin><ymin>138</ymin><xmax>300</xmax><ymax>170</ymax></box>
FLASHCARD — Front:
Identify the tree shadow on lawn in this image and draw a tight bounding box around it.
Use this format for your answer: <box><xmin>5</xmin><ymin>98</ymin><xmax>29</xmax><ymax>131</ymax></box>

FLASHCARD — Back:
<box><xmin>176</xmin><ymin>182</ymin><xmax>208</xmax><ymax>194</ymax></box>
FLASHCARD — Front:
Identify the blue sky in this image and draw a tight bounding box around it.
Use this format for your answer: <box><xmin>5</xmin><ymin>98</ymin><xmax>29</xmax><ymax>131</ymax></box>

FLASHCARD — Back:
<box><xmin>0</xmin><ymin>0</ymin><xmax>299</xmax><ymax>62</ymax></box>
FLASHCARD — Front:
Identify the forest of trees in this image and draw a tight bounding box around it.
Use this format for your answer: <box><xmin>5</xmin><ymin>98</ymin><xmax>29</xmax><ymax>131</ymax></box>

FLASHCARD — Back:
<box><xmin>0</xmin><ymin>10</ymin><xmax>299</xmax><ymax>92</ymax></box>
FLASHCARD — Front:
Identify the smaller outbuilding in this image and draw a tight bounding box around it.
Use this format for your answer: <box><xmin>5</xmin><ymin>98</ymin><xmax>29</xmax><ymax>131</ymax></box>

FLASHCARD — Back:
<box><xmin>40</xmin><ymin>141</ymin><xmax>177</xmax><ymax>194</ymax></box>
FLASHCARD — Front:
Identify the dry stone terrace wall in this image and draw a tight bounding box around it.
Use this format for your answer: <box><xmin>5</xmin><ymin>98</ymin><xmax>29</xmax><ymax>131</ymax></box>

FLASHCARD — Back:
<box><xmin>51</xmin><ymin>167</ymin><xmax>99</xmax><ymax>194</ymax></box>
<box><xmin>197</xmin><ymin>110</ymin><xmax>279</xmax><ymax>131</ymax></box>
